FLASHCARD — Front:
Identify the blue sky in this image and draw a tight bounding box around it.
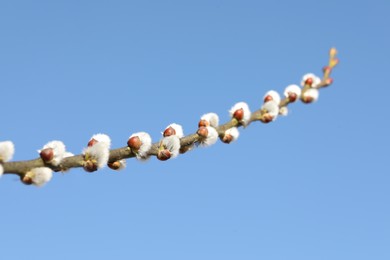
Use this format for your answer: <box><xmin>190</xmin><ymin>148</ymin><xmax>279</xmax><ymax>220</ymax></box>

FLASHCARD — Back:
<box><xmin>0</xmin><ymin>1</ymin><xmax>389</xmax><ymax>259</ymax></box>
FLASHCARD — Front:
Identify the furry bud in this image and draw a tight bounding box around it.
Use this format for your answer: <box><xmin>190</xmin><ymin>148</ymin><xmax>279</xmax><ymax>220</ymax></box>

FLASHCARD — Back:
<box><xmin>221</xmin><ymin>127</ymin><xmax>239</xmax><ymax>144</ymax></box>
<box><xmin>229</xmin><ymin>102</ymin><xmax>251</xmax><ymax>125</ymax></box>
<box><xmin>263</xmin><ymin>90</ymin><xmax>281</xmax><ymax>104</ymax></box>
<box><xmin>302</xmin><ymin>89</ymin><xmax>319</xmax><ymax>103</ymax></box>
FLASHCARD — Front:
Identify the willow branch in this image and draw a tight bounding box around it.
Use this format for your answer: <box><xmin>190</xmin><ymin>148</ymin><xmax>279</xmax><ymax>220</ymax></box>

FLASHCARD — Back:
<box><xmin>1</xmin><ymin>48</ymin><xmax>339</xmax><ymax>186</ymax></box>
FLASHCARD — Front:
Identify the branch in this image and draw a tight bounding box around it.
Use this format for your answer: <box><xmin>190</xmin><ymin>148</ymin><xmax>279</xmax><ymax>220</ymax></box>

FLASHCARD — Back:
<box><xmin>0</xmin><ymin>48</ymin><xmax>339</xmax><ymax>186</ymax></box>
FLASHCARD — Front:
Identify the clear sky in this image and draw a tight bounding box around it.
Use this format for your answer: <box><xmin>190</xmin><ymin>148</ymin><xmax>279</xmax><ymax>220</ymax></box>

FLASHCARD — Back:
<box><xmin>0</xmin><ymin>1</ymin><xmax>389</xmax><ymax>259</ymax></box>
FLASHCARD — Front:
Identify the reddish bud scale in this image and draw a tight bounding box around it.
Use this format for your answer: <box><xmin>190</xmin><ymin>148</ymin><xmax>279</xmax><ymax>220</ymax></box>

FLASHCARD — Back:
<box><xmin>21</xmin><ymin>175</ymin><xmax>33</xmax><ymax>185</ymax></box>
<box><xmin>233</xmin><ymin>108</ymin><xmax>244</xmax><ymax>121</ymax></box>
<box><xmin>222</xmin><ymin>134</ymin><xmax>233</xmax><ymax>144</ymax></box>
<box><xmin>83</xmin><ymin>160</ymin><xmax>98</xmax><ymax>172</ymax></box>
<box><xmin>88</xmin><ymin>139</ymin><xmax>98</xmax><ymax>147</ymax></box>
<box><xmin>40</xmin><ymin>148</ymin><xmax>54</xmax><ymax>162</ymax></box>
<box><xmin>288</xmin><ymin>92</ymin><xmax>298</xmax><ymax>102</ymax></box>
<box><xmin>264</xmin><ymin>95</ymin><xmax>273</xmax><ymax>103</ymax></box>
<box><xmin>198</xmin><ymin>119</ymin><xmax>209</xmax><ymax>128</ymax></box>
<box><xmin>325</xmin><ymin>78</ymin><xmax>333</xmax><ymax>85</ymax></box>
<box><xmin>302</xmin><ymin>96</ymin><xmax>314</xmax><ymax>104</ymax></box>
<box><xmin>127</xmin><ymin>136</ymin><xmax>142</xmax><ymax>151</ymax></box>
<box><xmin>108</xmin><ymin>161</ymin><xmax>121</xmax><ymax>170</ymax></box>
<box><xmin>323</xmin><ymin>66</ymin><xmax>332</xmax><ymax>74</ymax></box>
<box><xmin>163</xmin><ymin>127</ymin><xmax>176</xmax><ymax>137</ymax></box>
<box><xmin>197</xmin><ymin>127</ymin><xmax>209</xmax><ymax>138</ymax></box>
<box><xmin>305</xmin><ymin>77</ymin><xmax>313</xmax><ymax>86</ymax></box>
<box><xmin>157</xmin><ymin>149</ymin><xmax>171</xmax><ymax>161</ymax></box>
<box><xmin>261</xmin><ymin>114</ymin><xmax>273</xmax><ymax>123</ymax></box>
